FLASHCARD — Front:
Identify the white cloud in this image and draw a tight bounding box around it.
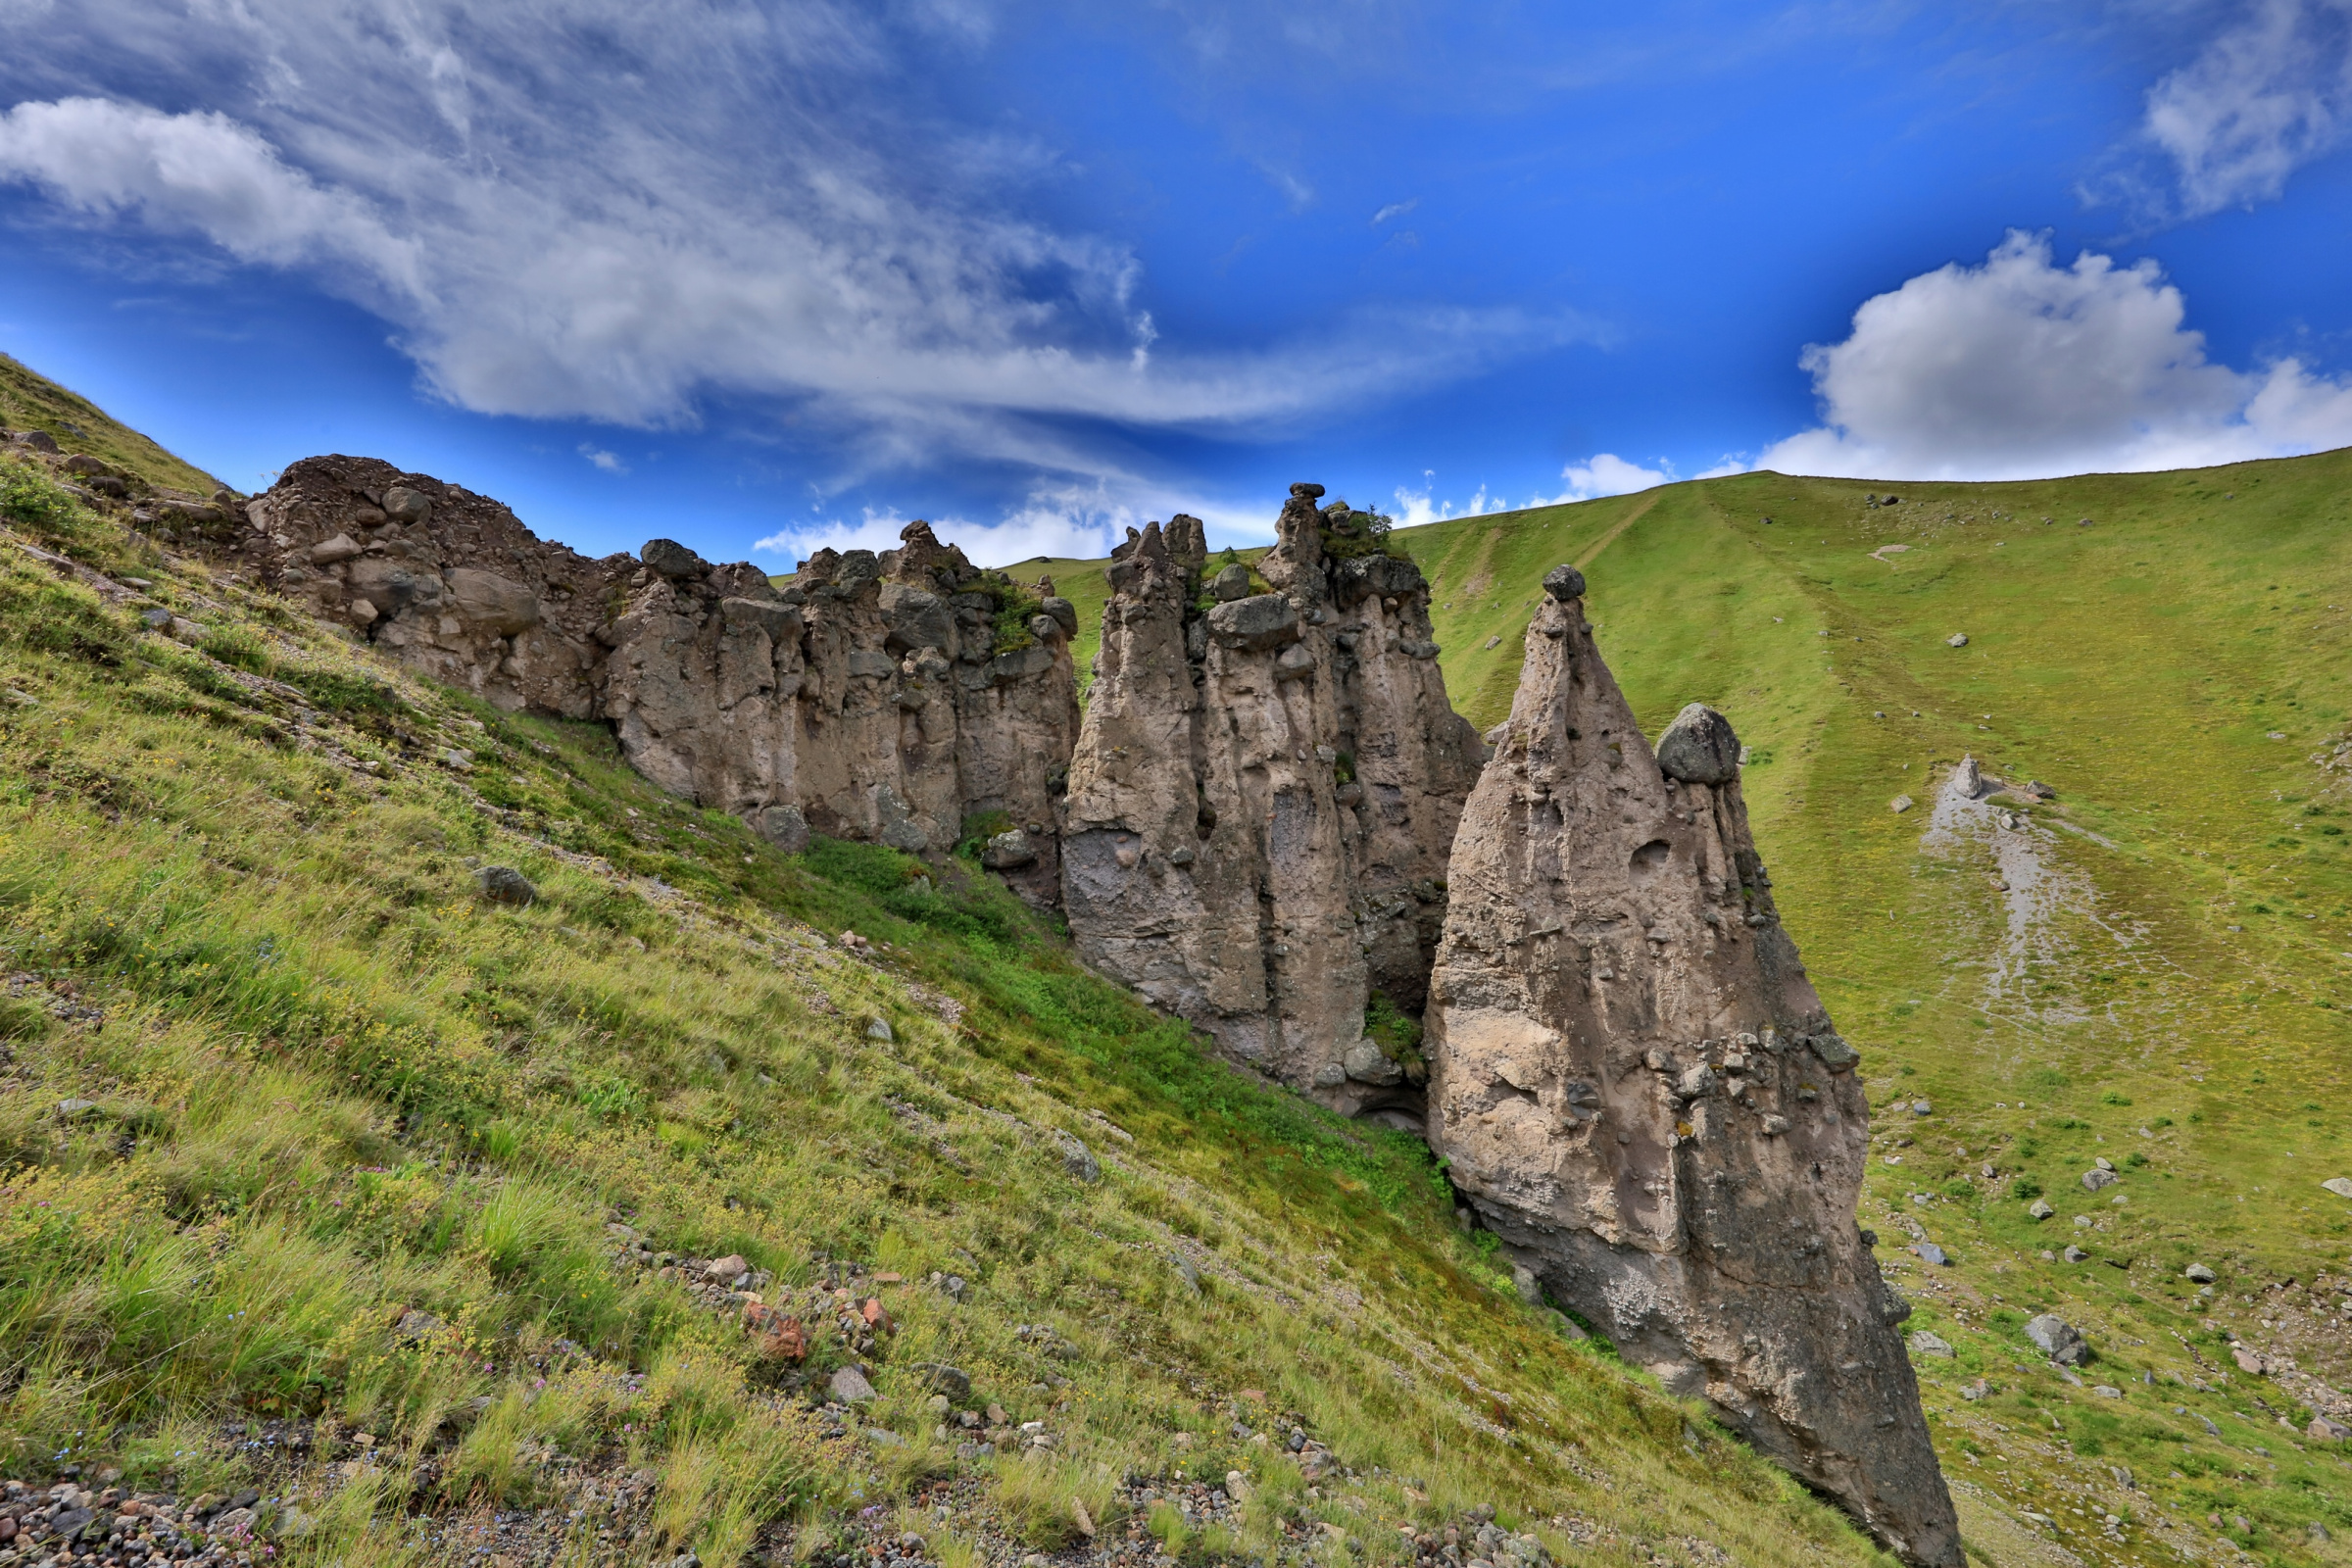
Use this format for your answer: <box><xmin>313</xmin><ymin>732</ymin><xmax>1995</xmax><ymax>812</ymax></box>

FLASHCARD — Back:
<box><xmin>1755</xmin><ymin>230</ymin><xmax>2352</xmax><ymax>480</ymax></box>
<box><xmin>754</xmin><ymin>481</ymin><xmax>1282</xmax><ymax>570</ymax></box>
<box><xmin>578</xmin><ymin>443</ymin><xmax>627</xmax><ymax>474</ymax></box>
<box><xmin>0</xmin><ymin>98</ymin><xmax>425</xmax><ymax>299</ymax></box>
<box><xmin>0</xmin><ymin>3</ymin><xmax>1590</xmax><ymax>488</ymax></box>
<box><xmin>1370</xmin><ymin>199</ymin><xmax>1417</xmax><ymax>225</ymax></box>
<box><xmin>2141</xmin><ymin>0</ymin><xmax>2352</xmax><ymax>218</ymax></box>
<box><xmin>1550</xmin><ymin>453</ymin><xmax>1671</xmax><ymax>502</ymax></box>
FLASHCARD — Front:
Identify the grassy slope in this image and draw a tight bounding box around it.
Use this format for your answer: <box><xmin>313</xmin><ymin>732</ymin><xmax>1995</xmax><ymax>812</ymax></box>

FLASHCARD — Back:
<box><xmin>0</xmin><ymin>450</ymin><xmax>1873</xmax><ymax>1568</ymax></box>
<box><xmin>0</xmin><ymin>355</ymin><xmax>223</xmax><ymax>497</ymax></box>
<box><xmin>1394</xmin><ymin>459</ymin><xmax>2352</xmax><ymax>1568</ymax></box>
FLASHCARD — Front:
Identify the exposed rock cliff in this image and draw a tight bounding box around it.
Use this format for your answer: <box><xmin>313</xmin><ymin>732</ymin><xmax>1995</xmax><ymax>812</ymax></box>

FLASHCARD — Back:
<box><xmin>1423</xmin><ymin>565</ymin><xmax>1961</xmax><ymax>1568</ymax></box>
<box><xmin>1060</xmin><ymin>485</ymin><xmax>1483</xmax><ymax>1114</ymax></box>
<box><xmin>244</xmin><ymin>456</ymin><xmax>1078</xmax><ymax>897</ymax></box>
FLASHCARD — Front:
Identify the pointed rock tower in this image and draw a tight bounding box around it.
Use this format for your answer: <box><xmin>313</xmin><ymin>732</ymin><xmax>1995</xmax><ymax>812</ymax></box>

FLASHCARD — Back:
<box><xmin>1425</xmin><ymin>565</ymin><xmax>1962</xmax><ymax>1568</ymax></box>
<box><xmin>1060</xmin><ymin>487</ymin><xmax>1483</xmax><ymax>1112</ymax></box>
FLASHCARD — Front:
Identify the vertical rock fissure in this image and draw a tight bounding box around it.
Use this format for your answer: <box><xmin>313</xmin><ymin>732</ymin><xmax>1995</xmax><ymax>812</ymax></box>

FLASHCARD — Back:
<box><xmin>1060</xmin><ymin>485</ymin><xmax>1483</xmax><ymax>1116</ymax></box>
<box><xmin>1424</xmin><ymin>564</ymin><xmax>1962</xmax><ymax>1568</ymax></box>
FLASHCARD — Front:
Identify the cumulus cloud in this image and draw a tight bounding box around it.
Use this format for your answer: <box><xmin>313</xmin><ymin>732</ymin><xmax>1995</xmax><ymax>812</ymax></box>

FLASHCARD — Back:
<box><xmin>0</xmin><ymin>1</ymin><xmax>1585</xmax><ymax>490</ymax></box>
<box><xmin>2141</xmin><ymin>0</ymin><xmax>2352</xmax><ymax>218</ymax></box>
<box><xmin>1551</xmin><ymin>453</ymin><xmax>1671</xmax><ymax>501</ymax></box>
<box><xmin>578</xmin><ymin>444</ymin><xmax>627</xmax><ymax>474</ymax></box>
<box><xmin>1755</xmin><ymin>230</ymin><xmax>2352</xmax><ymax>480</ymax></box>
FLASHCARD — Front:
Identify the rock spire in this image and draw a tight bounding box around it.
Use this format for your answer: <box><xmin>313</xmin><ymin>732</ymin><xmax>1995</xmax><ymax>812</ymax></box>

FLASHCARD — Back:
<box><xmin>1423</xmin><ymin>565</ymin><xmax>1961</xmax><ymax>1568</ymax></box>
<box><xmin>1059</xmin><ymin>486</ymin><xmax>1484</xmax><ymax>1114</ymax></box>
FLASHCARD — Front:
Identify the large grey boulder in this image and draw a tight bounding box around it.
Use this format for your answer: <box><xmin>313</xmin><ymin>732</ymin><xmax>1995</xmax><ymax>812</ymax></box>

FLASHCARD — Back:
<box><xmin>2025</xmin><ymin>1314</ymin><xmax>2089</xmax><ymax>1365</ymax></box>
<box><xmin>1205</xmin><ymin>593</ymin><xmax>1303</xmax><ymax>653</ymax></box>
<box><xmin>1654</xmin><ymin>703</ymin><xmax>1741</xmax><ymax>785</ymax></box>
<box><xmin>1425</xmin><ymin>570</ymin><xmax>1962</xmax><ymax>1568</ymax></box>
<box><xmin>445</xmin><ymin>567</ymin><xmax>541</xmax><ymax>636</ymax></box>
<box><xmin>1210</xmin><ymin>563</ymin><xmax>1254</xmax><ymax>603</ymax></box>
<box><xmin>881</xmin><ymin>584</ymin><xmax>955</xmax><ymax>653</ymax></box>
<box><xmin>1542</xmin><ymin>564</ymin><xmax>1586</xmax><ymax>601</ymax></box>
<box><xmin>381</xmin><ymin>484</ymin><xmax>433</xmax><ymax>525</ymax></box>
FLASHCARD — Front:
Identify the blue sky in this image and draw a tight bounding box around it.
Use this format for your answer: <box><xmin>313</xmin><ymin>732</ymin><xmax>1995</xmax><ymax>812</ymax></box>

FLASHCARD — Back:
<box><xmin>2</xmin><ymin>1</ymin><xmax>2350</xmax><ymax>567</ymax></box>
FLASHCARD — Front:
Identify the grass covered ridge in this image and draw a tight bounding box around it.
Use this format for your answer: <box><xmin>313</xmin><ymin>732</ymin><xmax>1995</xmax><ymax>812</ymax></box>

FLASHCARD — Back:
<box><xmin>0</xmin><ymin>448</ymin><xmax>1878</xmax><ymax>1568</ymax></box>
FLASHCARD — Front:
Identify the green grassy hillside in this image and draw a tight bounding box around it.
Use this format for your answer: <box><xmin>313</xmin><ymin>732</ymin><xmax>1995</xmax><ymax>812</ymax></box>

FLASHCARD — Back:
<box><xmin>1031</xmin><ymin>460</ymin><xmax>2352</xmax><ymax>1565</ymax></box>
<box><xmin>1400</xmin><ymin>459</ymin><xmax>2352</xmax><ymax>1568</ymax></box>
<box><xmin>0</xmin><ymin>355</ymin><xmax>223</xmax><ymax>498</ymax></box>
<box><xmin>0</xmin><ymin>450</ymin><xmax>1875</xmax><ymax>1566</ymax></box>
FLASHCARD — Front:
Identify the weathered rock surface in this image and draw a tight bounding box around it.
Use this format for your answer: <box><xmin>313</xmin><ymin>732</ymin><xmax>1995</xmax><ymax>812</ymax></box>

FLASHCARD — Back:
<box><xmin>1060</xmin><ymin>489</ymin><xmax>1483</xmax><ymax>1114</ymax></box>
<box><xmin>1423</xmin><ymin>569</ymin><xmax>1960</xmax><ymax>1568</ymax></box>
<box><xmin>242</xmin><ymin>456</ymin><xmax>1078</xmax><ymax>897</ymax></box>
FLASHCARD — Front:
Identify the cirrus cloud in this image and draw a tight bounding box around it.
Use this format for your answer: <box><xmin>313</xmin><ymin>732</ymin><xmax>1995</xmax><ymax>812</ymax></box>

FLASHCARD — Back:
<box><xmin>0</xmin><ymin>0</ymin><xmax>1593</xmax><ymax>497</ymax></box>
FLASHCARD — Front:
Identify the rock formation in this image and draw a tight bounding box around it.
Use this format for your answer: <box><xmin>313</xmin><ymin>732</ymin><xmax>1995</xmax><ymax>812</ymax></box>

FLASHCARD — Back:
<box><xmin>244</xmin><ymin>456</ymin><xmax>1078</xmax><ymax>897</ymax></box>
<box><xmin>1059</xmin><ymin>486</ymin><xmax>1484</xmax><ymax>1115</ymax></box>
<box><xmin>1424</xmin><ymin>564</ymin><xmax>1961</xmax><ymax>1568</ymax></box>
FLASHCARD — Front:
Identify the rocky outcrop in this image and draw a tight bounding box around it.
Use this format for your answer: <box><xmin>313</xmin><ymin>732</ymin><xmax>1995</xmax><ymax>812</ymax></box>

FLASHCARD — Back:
<box><xmin>243</xmin><ymin>456</ymin><xmax>1078</xmax><ymax>897</ymax></box>
<box><xmin>1423</xmin><ymin>565</ymin><xmax>1961</xmax><ymax>1568</ymax></box>
<box><xmin>1059</xmin><ymin>486</ymin><xmax>1483</xmax><ymax>1115</ymax></box>
<box><xmin>246</xmin><ymin>456</ymin><xmax>621</xmax><ymax>719</ymax></box>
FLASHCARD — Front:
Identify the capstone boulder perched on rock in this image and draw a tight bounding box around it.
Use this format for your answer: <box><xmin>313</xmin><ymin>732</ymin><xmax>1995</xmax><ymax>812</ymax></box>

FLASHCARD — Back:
<box><xmin>1424</xmin><ymin>567</ymin><xmax>1960</xmax><ymax>1568</ymax></box>
<box><xmin>1060</xmin><ymin>490</ymin><xmax>1483</xmax><ymax>1115</ymax></box>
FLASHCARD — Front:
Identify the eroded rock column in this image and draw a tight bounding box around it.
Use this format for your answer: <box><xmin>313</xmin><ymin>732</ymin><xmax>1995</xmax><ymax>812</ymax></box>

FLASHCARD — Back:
<box><xmin>1424</xmin><ymin>565</ymin><xmax>1961</xmax><ymax>1568</ymax></box>
<box><xmin>1060</xmin><ymin>486</ymin><xmax>1482</xmax><ymax>1115</ymax></box>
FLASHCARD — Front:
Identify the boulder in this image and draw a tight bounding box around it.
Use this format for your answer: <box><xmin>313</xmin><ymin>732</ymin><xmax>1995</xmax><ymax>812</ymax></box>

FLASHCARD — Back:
<box><xmin>381</xmin><ymin>485</ymin><xmax>433</xmax><ymax>525</ymax></box>
<box><xmin>474</xmin><ymin>865</ymin><xmax>538</xmax><ymax>906</ymax></box>
<box><xmin>1542</xmin><ymin>564</ymin><xmax>1586</xmax><ymax>602</ymax></box>
<box><xmin>881</xmin><ymin>584</ymin><xmax>954</xmax><ymax>653</ymax></box>
<box><xmin>721</xmin><ymin>597</ymin><xmax>801</xmax><ymax>640</ymax></box>
<box><xmin>2184</xmin><ymin>1262</ymin><xmax>2215</xmax><ymax>1283</ymax></box>
<box><xmin>1332</xmin><ymin>552</ymin><xmax>1426</xmax><ymax>607</ymax></box>
<box><xmin>1654</xmin><ymin>703</ymin><xmax>1741</xmax><ymax>786</ymax></box>
<box><xmin>981</xmin><ymin>828</ymin><xmax>1037</xmax><ymax>869</ymax></box>
<box><xmin>1424</xmin><ymin>569</ymin><xmax>1962</xmax><ymax>1568</ymax></box>
<box><xmin>641</xmin><ymin>537</ymin><xmax>707</xmax><ymax>579</ymax></box>
<box><xmin>757</xmin><ymin>804</ymin><xmax>810</xmax><ymax>854</ymax></box>
<box><xmin>1210</xmin><ymin>564</ymin><xmax>1254</xmax><ymax>603</ymax></box>
<box><xmin>310</xmin><ymin>534</ymin><xmax>363</xmax><ymax>566</ymax></box>
<box><xmin>1054</xmin><ymin>1130</ymin><xmax>1101</xmax><ymax>1183</ymax></box>
<box><xmin>1908</xmin><ymin>1331</ymin><xmax>1955</xmax><ymax>1358</ymax></box>
<box><xmin>445</xmin><ymin>567</ymin><xmax>541</xmax><ymax>636</ymax></box>
<box><xmin>1205</xmin><ymin>594</ymin><xmax>1303</xmax><ymax>653</ymax></box>
<box><xmin>830</xmin><ymin>1365</ymin><xmax>878</xmax><ymax>1403</ymax></box>
<box><xmin>908</xmin><ymin>1362</ymin><xmax>973</xmax><ymax>1402</ymax></box>
<box><xmin>1041</xmin><ymin>596</ymin><xmax>1079</xmax><ymax>636</ymax></box>
<box><xmin>2025</xmin><ymin>1314</ymin><xmax>2088</xmax><ymax>1365</ymax></box>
